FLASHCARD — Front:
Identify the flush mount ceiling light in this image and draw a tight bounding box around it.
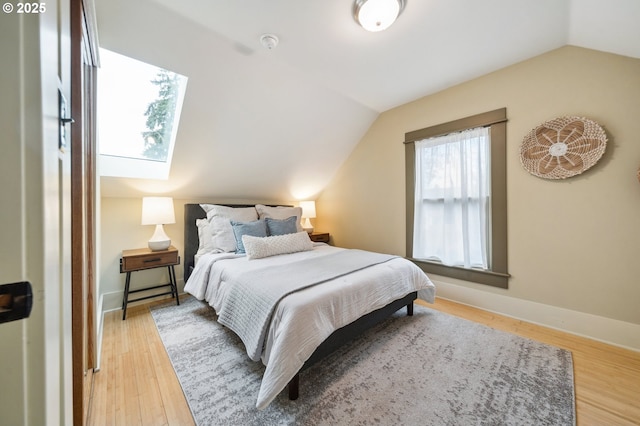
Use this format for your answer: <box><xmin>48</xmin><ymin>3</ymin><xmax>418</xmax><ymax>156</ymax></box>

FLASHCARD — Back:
<box><xmin>354</xmin><ymin>0</ymin><xmax>406</xmax><ymax>32</ymax></box>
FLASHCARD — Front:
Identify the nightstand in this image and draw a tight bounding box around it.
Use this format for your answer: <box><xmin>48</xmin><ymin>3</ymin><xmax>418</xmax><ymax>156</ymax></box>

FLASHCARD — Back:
<box><xmin>309</xmin><ymin>232</ymin><xmax>330</xmax><ymax>244</ymax></box>
<box><xmin>120</xmin><ymin>246</ymin><xmax>180</xmax><ymax>320</ymax></box>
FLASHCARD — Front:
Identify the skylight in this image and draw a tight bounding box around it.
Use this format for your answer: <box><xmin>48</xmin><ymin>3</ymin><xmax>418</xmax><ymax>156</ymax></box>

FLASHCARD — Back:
<box><xmin>98</xmin><ymin>49</ymin><xmax>188</xmax><ymax>179</ymax></box>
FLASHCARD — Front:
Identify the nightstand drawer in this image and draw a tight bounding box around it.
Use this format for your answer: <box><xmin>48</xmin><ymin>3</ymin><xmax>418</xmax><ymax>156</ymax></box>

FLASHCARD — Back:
<box><xmin>309</xmin><ymin>232</ymin><xmax>330</xmax><ymax>243</ymax></box>
<box><xmin>120</xmin><ymin>247</ymin><xmax>179</xmax><ymax>272</ymax></box>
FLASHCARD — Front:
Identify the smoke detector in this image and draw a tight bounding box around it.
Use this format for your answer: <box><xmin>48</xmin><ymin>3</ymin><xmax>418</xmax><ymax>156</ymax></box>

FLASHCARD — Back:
<box><xmin>260</xmin><ymin>34</ymin><xmax>279</xmax><ymax>50</ymax></box>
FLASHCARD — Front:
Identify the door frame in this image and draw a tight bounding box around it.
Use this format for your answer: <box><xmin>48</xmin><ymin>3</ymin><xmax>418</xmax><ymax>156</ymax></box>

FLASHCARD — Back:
<box><xmin>71</xmin><ymin>0</ymin><xmax>99</xmax><ymax>423</ymax></box>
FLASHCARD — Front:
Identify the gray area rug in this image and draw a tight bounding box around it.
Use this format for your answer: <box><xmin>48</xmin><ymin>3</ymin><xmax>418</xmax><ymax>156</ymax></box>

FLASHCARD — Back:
<box><xmin>151</xmin><ymin>296</ymin><xmax>575</xmax><ymax>425</ymax></box>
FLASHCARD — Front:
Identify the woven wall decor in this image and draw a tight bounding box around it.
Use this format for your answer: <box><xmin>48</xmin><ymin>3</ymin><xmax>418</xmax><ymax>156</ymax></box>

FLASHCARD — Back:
<box><xmin>520</xmin><ymin>116</ymin><xmax>607</xmax><ymax>179</ymax></box>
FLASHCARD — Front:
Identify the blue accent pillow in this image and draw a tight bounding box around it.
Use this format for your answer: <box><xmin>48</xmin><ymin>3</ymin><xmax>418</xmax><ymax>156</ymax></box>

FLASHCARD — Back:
<box><xmin>230</xmin><ymin>219</ymin><xmax>267</xmax><ymax>253</ymax></box>
<box><xmin>265</xmin><ymin>216</ymin><xmax>298</xmax><ymax>236</ymax></box>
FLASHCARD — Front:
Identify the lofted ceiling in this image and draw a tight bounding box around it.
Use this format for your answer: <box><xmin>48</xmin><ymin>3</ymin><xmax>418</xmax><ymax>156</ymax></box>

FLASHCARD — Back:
<box><xmin>95</xmin><ymin>0</ymin><xmax>640</xmax><ymax>200</ymax></box>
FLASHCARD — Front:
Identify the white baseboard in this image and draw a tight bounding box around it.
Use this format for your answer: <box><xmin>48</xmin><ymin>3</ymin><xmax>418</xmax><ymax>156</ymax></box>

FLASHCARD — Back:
<box><xmin>101</xmin><ymin>280</ymin><xmax>185</xmax><ymax>313</ymax></box>
<box><xmin>434</xmin><ymin>280</ymin><xmax>640</xmax><ymax>352</ymax></box>
<box><xmin>97</xmin><ymin>279</ymin><xmax>640</xmax><ymax>352</ymax></box>
<box><xmin>95</xmin><ymin>294</ymin><xmax>104</xmax><ymax>372</ymax></box>
<box><xmin>101</xmin><ymin>291</ymin><xmax>183</xmax><ymax>312</ymax></box>
<box><xmin>102</xmin><ymin>291</ymin><xmax>123</xmax><ymax>313</ymax></box>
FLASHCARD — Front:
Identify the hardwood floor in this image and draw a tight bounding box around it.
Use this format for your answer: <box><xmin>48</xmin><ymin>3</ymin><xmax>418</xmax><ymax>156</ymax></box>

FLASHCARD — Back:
<box><xmin>88</xmin><ymin>298</ymin><xmax>195</xmax><ymax>426</ymax></box>
<box><xmin>87</xmin><ymin>296</ymin><xmax>640</xmax><ymax>425</ymax></box>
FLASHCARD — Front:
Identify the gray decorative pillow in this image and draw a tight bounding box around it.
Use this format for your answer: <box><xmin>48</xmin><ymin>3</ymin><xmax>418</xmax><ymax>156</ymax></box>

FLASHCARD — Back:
<box><xmin>242</xmin><ymin>231</ymin><xmax>313</xmax><ymax>260</ymax></box>
<box><xmin>231</xmin><ymin>219</ymin><xmax>267</xmax><ymax>253</ymax></box>
<box><xmin>265</xmin><ymin>216</ymin><xmax>298</xmax><ymax>236</ymax></box>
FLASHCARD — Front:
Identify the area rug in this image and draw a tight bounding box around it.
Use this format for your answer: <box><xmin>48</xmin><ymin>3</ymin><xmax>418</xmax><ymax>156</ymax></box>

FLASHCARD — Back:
<box><xmin>151</xmin><ymin>296</ymin><xmax>575</xmax><ymax>425</ymax></box>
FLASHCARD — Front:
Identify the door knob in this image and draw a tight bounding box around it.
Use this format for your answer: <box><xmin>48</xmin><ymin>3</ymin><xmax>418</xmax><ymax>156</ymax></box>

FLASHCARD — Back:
<box><xmin>0</xmin><ymin>281</ymin><xmax>33</xmax><ymax>324</ymax></box>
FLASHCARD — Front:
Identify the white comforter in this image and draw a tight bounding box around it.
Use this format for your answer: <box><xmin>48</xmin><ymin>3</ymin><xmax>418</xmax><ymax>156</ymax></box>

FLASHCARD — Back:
<box><xmin>184</xmin><ymin>244</ymin><xmax>436</xmax><ymax>409</ymax></box>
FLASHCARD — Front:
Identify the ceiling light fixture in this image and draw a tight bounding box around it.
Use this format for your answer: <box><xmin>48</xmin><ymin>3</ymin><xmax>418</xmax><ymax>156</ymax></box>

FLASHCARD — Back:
<box><xmin>260</xmin><ymin>34</ymin><xmax>279</xmax><ymax>50</ymax></box>
<box><xmin>354</xmin><ymin>0</ymin><xmax>406</xmax><ymax>32</ymax></box>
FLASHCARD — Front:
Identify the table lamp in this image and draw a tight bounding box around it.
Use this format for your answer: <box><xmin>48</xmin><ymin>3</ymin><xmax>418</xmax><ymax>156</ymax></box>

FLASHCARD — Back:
<box><xmin>141</xmin><ymin>197</ymin><xmax>175</xmax><ymax>251</ymax></box>
<box><xmin>299</xmin><ymin>201</ymin><xmax>316</xmax><ymax>234</ymax></box>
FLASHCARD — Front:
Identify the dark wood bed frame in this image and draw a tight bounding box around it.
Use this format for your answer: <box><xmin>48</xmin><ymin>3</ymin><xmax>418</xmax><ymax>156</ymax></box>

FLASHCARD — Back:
<box><xmin>183</xmin><ymin>203</ymin><xmax>416</xmax><ymax>400</ymax></box>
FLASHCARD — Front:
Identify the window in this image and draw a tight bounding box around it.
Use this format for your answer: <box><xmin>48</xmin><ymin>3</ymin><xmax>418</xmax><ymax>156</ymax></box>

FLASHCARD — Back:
<box><xmin>413</xmin><ymin>127</ymin><xmax>491</xmax><ymax>269</ymax></box>
<box><xmin>405</xmin><ymin>108</ymin><xmax>509</xmax><ymax>288</ymax></box>
<box><xmin>97</xmin><ymin>49</ymin><xmax>188</xmax><ymax>179</ymax></box>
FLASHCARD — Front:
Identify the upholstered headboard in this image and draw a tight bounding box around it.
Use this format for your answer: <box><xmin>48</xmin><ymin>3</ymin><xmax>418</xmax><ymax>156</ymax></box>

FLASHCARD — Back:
<box><xmin>183</xmin><ymin>203</ymin><xmax>291</xmax><ymax>283</ymax></box>
<box><xmin>184</xmin><ymin>203</ymin><xmax>205</xmax><ymax>283</ymax></box>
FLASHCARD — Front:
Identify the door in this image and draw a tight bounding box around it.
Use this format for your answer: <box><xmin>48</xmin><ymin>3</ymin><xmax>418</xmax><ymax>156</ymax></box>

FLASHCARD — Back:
<box><xmin>0</xmin><ymin>3</ymin><xmax>73</xmax><ymax>425</ymax></box>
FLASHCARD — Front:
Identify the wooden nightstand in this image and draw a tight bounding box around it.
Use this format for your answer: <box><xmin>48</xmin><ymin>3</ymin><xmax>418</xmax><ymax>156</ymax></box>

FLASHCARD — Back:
<box><xmin>120</xmin><ymin>246</ymin><xmax>180</xmax><ymax>320</ymax></box>
<box><xmin>309</xmin><ymin>232</ymin><xmax>330</xmax><ymax>244</ymax></box>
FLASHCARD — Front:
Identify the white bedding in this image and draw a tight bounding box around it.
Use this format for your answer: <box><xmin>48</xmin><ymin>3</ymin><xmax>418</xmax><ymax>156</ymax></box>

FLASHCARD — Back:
<box><xmin>184</xmin><ymin>244</ymin><xmax>436</xmax><ymax>409</ymax></box>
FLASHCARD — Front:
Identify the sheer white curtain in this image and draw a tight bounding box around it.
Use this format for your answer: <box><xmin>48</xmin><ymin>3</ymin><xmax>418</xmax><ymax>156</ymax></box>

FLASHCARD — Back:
<box><xmin>413</xmin><ymin>127</ymin><xmax>491</xmax><ymax>269</ymax></box>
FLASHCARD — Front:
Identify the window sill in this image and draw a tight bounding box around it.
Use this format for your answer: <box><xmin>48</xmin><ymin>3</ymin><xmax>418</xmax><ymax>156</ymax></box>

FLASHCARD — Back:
<box><xmin>408</xmin><ymin>258</ymin><xmax>510</xmax><ymax>289</ymax></box>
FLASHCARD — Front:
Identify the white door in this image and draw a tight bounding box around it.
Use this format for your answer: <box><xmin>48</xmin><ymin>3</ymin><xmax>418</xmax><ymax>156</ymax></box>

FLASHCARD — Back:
<box><xmin>0</xmin><ymin>3</ymin><xmax>72</xmax><ymax>425</ymax></box>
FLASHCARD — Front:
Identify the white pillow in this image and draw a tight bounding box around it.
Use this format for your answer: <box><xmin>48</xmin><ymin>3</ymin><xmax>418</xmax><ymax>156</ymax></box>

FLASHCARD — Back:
<box><xmin>200</xmin><ymin>204</ymin><xmax>258</xmax><ymax>253</ymax></box>
<box><xmin>255</xmin><ymin>204</ymin><xmax>303</xmax><ymax>232</ymax></box>
<box><xmin>195</xmin><ymin>218</ymin><xmax>213</xmax><ymax>256</ymax></box>
<box><xmin>242</xmin><ymin>231</ymin><xmax>313</xmax><ymax>260</ymax></box>
<box><xmin>200</xmin><ymin>204</ymin><xmax>216</xmax><ymax>214</ymax></box>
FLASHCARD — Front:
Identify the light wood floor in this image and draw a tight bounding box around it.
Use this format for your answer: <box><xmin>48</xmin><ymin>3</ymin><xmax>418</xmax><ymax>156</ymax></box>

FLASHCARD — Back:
<box><xmin>87</xmin><ymin>296</ymin><xmax>640</xmax><ymax>425</ymax></box>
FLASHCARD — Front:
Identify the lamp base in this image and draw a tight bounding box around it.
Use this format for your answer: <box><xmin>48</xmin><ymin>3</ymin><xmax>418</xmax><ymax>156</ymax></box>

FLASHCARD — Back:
<box><xmin>148</xmin><ymin>239</ymin><xmax>171</xmax><ymax>251</ymax></box>
<box><xmin>302</xmin><ymin>217</ymin><xmax>314</xmax><ymax>234</ymax></box>
<box><xmin>148</xmin><ymin>224</ymin><xmax>171</xmax><ymax>251</ymax></box>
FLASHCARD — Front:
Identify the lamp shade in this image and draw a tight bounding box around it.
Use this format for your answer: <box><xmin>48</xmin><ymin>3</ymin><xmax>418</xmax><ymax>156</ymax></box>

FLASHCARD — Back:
<box><xmin>141</xmin><ymin>197</ymin><xmax>175</xmax><ymax>225</ymax></box>
<box><xmin>354</xmin><ymin>0</ymin><xmax>405</xmax><ymax>32</ymax></box>
<box><xmin>299</xmin><ymin>201</ymin><xmax>316</xmax><ymax>219</ymax></box>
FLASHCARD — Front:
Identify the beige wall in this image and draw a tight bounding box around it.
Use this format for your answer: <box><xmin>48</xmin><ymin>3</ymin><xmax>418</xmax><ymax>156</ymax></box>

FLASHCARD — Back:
<box><xmin>317</xmin><ymin>46</ymin><xmax>640</xmax><ymax>330</ymax></box>
<box><xmin>100</xmin><ymin>197</ymin><xmax>176</xmax><ymax>309</ymax></box>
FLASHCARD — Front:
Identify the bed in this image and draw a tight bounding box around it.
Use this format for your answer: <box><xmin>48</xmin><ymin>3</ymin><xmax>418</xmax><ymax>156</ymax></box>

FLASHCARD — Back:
<box><xmin>183</xmin><ymin>203</ymin><xmax>435</xmax><ymax>409</ymax></box>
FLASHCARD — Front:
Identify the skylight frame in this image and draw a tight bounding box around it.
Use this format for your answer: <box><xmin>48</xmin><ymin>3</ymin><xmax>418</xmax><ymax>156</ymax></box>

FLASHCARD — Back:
<box><xmin>97</xmin><ymin>48</ymin><xmax>188</xmax><ymax>180</ymax></box>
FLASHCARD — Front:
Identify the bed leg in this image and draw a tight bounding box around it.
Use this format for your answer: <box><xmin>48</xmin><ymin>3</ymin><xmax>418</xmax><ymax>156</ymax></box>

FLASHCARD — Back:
<box><xmin>288</xmin><ymin>373</ymin><xmax>299</xmax><ymax>400</ymax></box>
<box><xmin>407</xmin><ymin>301</ymin><xmax>414</xmax><ymax>316</ymax></box>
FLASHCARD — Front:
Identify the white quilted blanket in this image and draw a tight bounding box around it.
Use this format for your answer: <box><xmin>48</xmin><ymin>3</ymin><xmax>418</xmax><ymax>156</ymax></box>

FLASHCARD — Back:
<box><xmin>218</xmin><ymin>250</ymin><xmax>399</xmax><ymax>362</ymax></box>
<box><xmin>184</xmin><ymin>244</ymin><xmax>436</xmax><ymax>409</ymax></box>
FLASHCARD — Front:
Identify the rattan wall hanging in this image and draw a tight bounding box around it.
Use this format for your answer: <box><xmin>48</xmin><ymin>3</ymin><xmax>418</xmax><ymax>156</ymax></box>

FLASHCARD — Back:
<box><xmin>520</xmin><ymin>116</ymin><xmax>607</xmax><ymax>179</ymax></box>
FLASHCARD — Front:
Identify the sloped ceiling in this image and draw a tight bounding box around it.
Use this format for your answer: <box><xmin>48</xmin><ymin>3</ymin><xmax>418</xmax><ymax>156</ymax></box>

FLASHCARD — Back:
<box><xmin>95</xmin><ymin>0</ymin><xmax>640</xmax><ymax>200</ymax></box>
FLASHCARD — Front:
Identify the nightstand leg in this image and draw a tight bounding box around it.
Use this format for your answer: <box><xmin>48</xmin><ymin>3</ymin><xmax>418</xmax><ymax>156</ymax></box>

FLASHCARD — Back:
<box><xmin>122</xmin><ymin>271</ymin><xmax>132</xmax><ymax>320</ymax></box>
<box><xmin>167</xmin><ymin>266</ymin><xmax>175</xmax><ymax>299</ymax></box>
<box><xmin>169</xmin><ymin>265</ymin><xmax>179</xmax><ymax>306</ymax></box>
